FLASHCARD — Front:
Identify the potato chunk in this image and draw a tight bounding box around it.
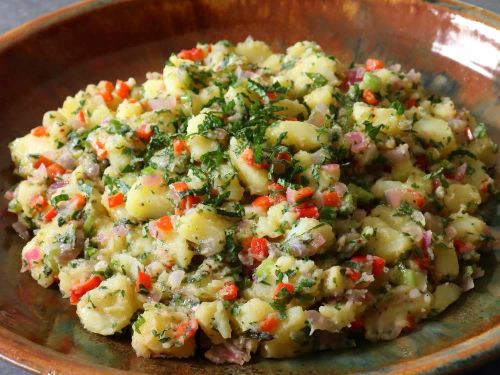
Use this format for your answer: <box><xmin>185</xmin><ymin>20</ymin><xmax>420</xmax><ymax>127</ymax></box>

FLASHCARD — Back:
<box><xmin>131</xmin><ymin>303</ymin><xmax>196</xmax><ymax>358</ymax></box>
<box><xmin>125</xmin><ymin>176</ymin><xmax>174</xmax><ymax>220</ymax></box>
<box><xmin>266</xmin><ymin>120</ymin><xmax>328</xmax><ymax>152</ymax></box>
<box><xmin>76</xmin><ymin>274</ymin><xmax>138</xmax><ymax>336</ymax></box>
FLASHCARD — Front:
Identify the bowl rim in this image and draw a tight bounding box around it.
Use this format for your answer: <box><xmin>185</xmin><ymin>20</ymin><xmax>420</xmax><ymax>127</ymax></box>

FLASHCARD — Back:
<box><xmin>0</xmin><ymin>0</ymin><xmax>499</xmax><ymax>373</ymax></box>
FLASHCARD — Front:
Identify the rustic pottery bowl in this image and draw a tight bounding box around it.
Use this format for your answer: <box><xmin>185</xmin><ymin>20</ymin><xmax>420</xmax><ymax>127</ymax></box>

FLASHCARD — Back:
<box><xmin>0</xmin><ymin>0</ymin><xmax>499</xmax><ymax>373</ymax></box>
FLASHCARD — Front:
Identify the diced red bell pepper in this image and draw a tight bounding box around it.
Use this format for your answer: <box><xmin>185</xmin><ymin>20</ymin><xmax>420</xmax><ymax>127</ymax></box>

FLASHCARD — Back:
<box><xmin>115</xmin><ymin>80</ymin><xmax>130</xmax><ymax>99</ymax></box>
<box><xmin>362</xmin><ymin>89</ymin><xmax>378</xmax><ymax>105</ymax></box>
<box><xmin>223</xmin><ymin>283</ymin><xmax>238</xmax><ymax>300</ymax></box>
<box><xmin>170</xmin><ymin>181</ymin><xmax>189</xmax><ymax>192</ymax></box>
<box><xmin>372</xmin><ymin>256</ymin><xmax>385</xmax><ymax>277</ymax></box>
<box><xmin>346</xmin><ymin>268</ymin><xmax>361</xmax><ymax>282</ymax></box>
<box><xmin>260</xmin><ymin>314</ymin><xmax>279</xmax><ymax>333</ymax></box>
<box><xmin>252</xmin><ymin>196</ymin><xmax>273</xmax><ymax>210</ymax></box>
<box><xmin>136</xmin><ymin>271</ymin><xmax>152</xmax><ymax>292</ymax></box>
<box><xmin>43</xmin><ymin>207</ymin><xmax>57</xmax><ymax>222</ymax></box>
<box><xmin>323</xmin><ymin>191</ymin><xmax>341</xmax><ymax>207</ymax></box>
<box><xmin>135</xmin><ymin>123</ymin><xmax>153</xmax><ymax>142</ymax></box>
<box><xmin>173</xmin><ymin>139</ymin><xmax>188</xmax><ymax>156</ymax></box>
<box><xmin>33</xmin><ymin>155</ymin><xmax>53</xmax><ymax>169</ymax></box>
<box><xmin>108</xmin><ymin>192</ymin><xmax>124</xmax><ymax>208</ymax></box>
<box><xmin>69</xmin><ymin>193</ymin><xmax>86</xmax><ymax>210</ymax></box>
<box><xmin>30</xmin><ymin>194</ymin><xmax>48</xmax><ymax>212</ymax></box>
<box><xmin>31</xmin><ymin>126</ymin><xmax>47</xmax><ymax>137</ymax></box>
<box><xmin>272</xmin><ymin>282</ymin><xmax>294</xmax><ymax>299</ymax></box>
<box><xmin>156</xmin><ymin>215</ymin><xmax>173</xmax><ymax>232</ymax></box>
<box><xmin>295</xmin><ymin>206</ymin><xmax>319</xmax><ymax>218</ymax></box>
<box><xmin>242</xmin><ymin>148</ymin><xmax>268</xmax><ymax>169</ymax></box>
<box><xmin>250</xmin><ymin>237</ymin><xmax>269</xmax><ymax>261</ymax></box>
<box><xmin>365</xmin><ymin>58</ymin><xmax>384</xmax><ymax>72</ymax></box>
<box><xmin>175</xmin><ymin>318</ymin><xmax>198</xmax><ymax>340</ymax></box>
<box><xmin>70</xmin><ymin>275</ymin><xmax>102</xmax><ymax>305</ymax></box>
<box><xmin>405</xmin><ymin>98</ymin><xmax>418</xmax><ymax>109</ymax></box>
<box><xmin>46</xmin><ymin>163</ymin><xmax>66</xmax><ymax>180</ymax></box>
<box><xmin>178</xmin><ymin>48</ymin><xmax>206</xmax><ymax>61</ymax></box>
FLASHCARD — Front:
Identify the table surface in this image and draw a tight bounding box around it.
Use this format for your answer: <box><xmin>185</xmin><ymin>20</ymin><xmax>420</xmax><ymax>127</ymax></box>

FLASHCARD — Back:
<box><xmin>0</xmin><ymin>0</ymin><xmax>498</xmax><ymax>374</ymax></box>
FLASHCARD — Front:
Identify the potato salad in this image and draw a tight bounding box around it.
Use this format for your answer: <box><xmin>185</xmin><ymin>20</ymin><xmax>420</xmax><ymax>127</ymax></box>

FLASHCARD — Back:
<box><xmin>6</xmin><ymin>38</ymin><xmax>498</xmax><ymax>364</ymax></box>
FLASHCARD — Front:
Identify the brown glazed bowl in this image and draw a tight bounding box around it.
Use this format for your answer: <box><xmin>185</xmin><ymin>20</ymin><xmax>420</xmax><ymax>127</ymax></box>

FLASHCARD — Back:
<box><xmin>0</xmin><ymin>0</ymin><xmax>499</xmax><ymax>373</ymax></box>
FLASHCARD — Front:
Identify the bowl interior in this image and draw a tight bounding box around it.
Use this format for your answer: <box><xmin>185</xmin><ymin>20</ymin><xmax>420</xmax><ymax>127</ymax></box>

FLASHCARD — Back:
<box><xmin>0</xmin><ymin>0</ymin><xmax>499</xmax><ymax>373</ymax></box>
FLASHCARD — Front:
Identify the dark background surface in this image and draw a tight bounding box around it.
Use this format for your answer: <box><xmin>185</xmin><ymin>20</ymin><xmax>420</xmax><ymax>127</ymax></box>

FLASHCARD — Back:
<box><xmin>0</xmin><ymin>0</ymin><xmax>498</xmax><ymax>374</ymax></box>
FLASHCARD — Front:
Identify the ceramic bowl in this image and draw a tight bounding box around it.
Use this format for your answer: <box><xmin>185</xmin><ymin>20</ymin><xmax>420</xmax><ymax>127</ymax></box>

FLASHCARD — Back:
<box><xmin>0</xmin><ymin>0</ymin><xmax>498</xmax><ymax>373</ymax></box>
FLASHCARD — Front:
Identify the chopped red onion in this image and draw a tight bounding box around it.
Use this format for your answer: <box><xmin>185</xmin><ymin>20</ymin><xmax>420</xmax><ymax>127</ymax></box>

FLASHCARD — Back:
<box><xmin>57</xmin><ymin>151</ymin><xmax>76</xmax><ymax>170</ymax></box>
<box><xmin>445</xmin><ymin>225</ymin><xmax>457</xmax><ymax>240</ymax></box>
<box><xmin>205</xmin><ymin>341</ymin><xmax>252</xmax><ymax>365</ymax></box>
<box><xmin>346</xmin><ymin>67</ymin><xmax>365</xmax><ymax>86</ymax></box>
<box><xmin>12</xmin><ymin>221</ymin><xmax>30</xmax><ymax>241</ymax></box>
<box><xmin>454</xmin><ymin>162</ymin><xmax>467</xmax><ymax>182</ymax></box>
<box><xmin>422</xmin><ymin>230</ymin><xmax>432</xmax><ymax>250</ymax></box>
<box><xmin>462</xmin><ymin>277</ymin><xmax>474</xmax><ymax>292</ymax></box>
<box><xmin>385</xmin><ymin>187</ymin><xmax>405</xmax><ymax>208</ymax></box>
<box><xmin>306</xmin><ymin>310</ymin><xmax>332</xmax><ymax>333</ymax></box>
<box><xmin>306</xmin><ymin>110</ymin><xmax>326</xmax><ymax>127</ymax></box>
<box><xmin>286</xmin><ymin>188</ymin><xmax>297</xmax><ymax>204</ymax></box>
<box><xmin>142</xmin><ymin>173</ymin><xmax>163</xmax><ymax>187</ymax></box>
<box><xmin>4</xmin><ymin>191</ymin><xmax>14</xmax><ymax>201</ymax></box>
<box><xmin>149</xmin><ymin>96</ymin><xmax>177</xmax><ymax>111</ymax></box>
<box><xmin>345</xmin><ymin>131</ymin><xmax>368</xmax><ymax>153</ymax></box>
<box><xmin>334</xmin><ymin>182</ymin><xmax>348</xmax><ymax>197</ymax></box>
<box><xmin>21</xmin><ymin>247</ymin><xmax>41</xmax><ymax>272</ymax></box>
<box><xmin>384</xmin><ymin>144</ymin><xmax>409</xmax><ymax>164</ymax></box>
<box><xmin>168</xmin><ymin>270</ymin><xmax>185</xmax><ymax>289</ymax></box>
<box><xmin>112</xmin><ymin>224</ymin><xmax>128</xmax><ymax>237</ymax></box>
<box><xmin>448</xmin><ymin>118</ymin><xmax>467</xmax><ymax>132</ymax></box>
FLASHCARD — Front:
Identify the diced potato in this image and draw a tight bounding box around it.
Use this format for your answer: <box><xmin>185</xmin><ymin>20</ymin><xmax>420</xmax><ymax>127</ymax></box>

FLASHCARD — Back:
<box><xmin>163</xmin><ymin>65</ymin><xmax>191</xmax><ymax>96</ymax></box>
<box><xmin>266</xmin><ymin>120</ymin><xmax>328</xmax><ymax>151</ymax></box>
<box><xmin>229</xmin><ymin>137</ymin><xmax>269</xmax><ymax>195</ymax></box>
<box><xmin>363</xmin><ymin>206</ymin><xmax>414</xmax><ymax>264</ymax></box>
<box><xmin>76</xmin><ymin>274</ymin><xmax>138</xmax><ymax>336</ymax></box>
<box><xmin>413</xmin><ymin>117</ymin><xmax>457</xmax><ymax>156</ymax></box>
<box><xmin>13</xmin><ymin>179</ymin><xmax>46</xmax><ymax>218</ymax></box>
<box><xmin>322</xmin><ymin>266</ymin><xmax>346</xmax><ymax>297</ymax></box>
<box><xmin>9</xmin><ymin>133</ymin><xmax>57</xmax><ymax>177</ymax></box>
<box><xmin>365</xmin><ymin>286</ymin><xmax>432</xmax><ymax>341</ymax></box>
<box><xmin>274</xmin><ymin>99</ymin><xmax>308</xmax><ymax>119</ymax></box>
<box><xmin>352</xmin><ymin>102</ymin><xmax>403</xmax><ymax>136</ymax></box>
<box><xmin>125</xmin><ymin>177</ymin><xmax>174</xmax><ymax>220</ymax></box>
<box><xmin>284</xmin><ymin>218</ymin><xmax>335</xmax><ymax>256</ymax></box>
<box><xmin>111</xmin><ymin>253</ymin><xmax>144</xmax><ymax>280</ymax></box>
<box><xmin>186</xmin><ymin>113</ymin><xmax>220</xmax><ymax>160</ymax></box>
<box><xmin>131</xmin><ymin>303</ymin><xmax>196</xmax><ymax>358</ymax></box>
<box><xmin>235</xmin><ymin>39</ymin><xmax>272</xmax><ymax>64</ymax></box>
<box><xmin>256</xmin><ymin>202</ymin><xmax>297</xmax><ymax>238</ymax></box>
<box><xmin>466</xmin><ymin>137</ymin><xmax>498</xmax><ymax>167</ymax></box>
<box><xmin>433</xmin><ymin>244</ymin><xmax>459</xmax><ymax>281</ymax></box>
<box><xmin>143</xmin><ymin>79</ymin><xmax>166</xmax><ymax>99</ymax></box>
<box><xmin>261</xmin><ymin>53</ymin><xmax>283</xmax><ymax>72</ymax></box>
<box><xmin>319</xmin><ymin>301</ymin><xmax>364</xmax><ymax>331</ymax></box>
<box><xmin>304</xmin><ymin>85</ymin><xmax>333</xmax><ymax>109</ymax></box>
<box><xmin>176</xmin><ymin>205</ymin><xmax>230</xmax><ymax>256</ymax></box>
<box><xmin>432</xmin><ymin>283</ymin><xmax>462</xmax><ymax>313</ymax></box>
<box><xmin>432</xmin><ymin>97</ymin><xmax>456</xmax><ymax>121</ymax></box>
<box><xmin>259</xmin><ymin>306</ymin><xmax>307</xmax><ymax>358</ymax></box>
<box><xmin>58</xmin><ymin>259</ymin><xmax>94</xmax><ymax>298</ymax></box>
<box><xmin>199</xmin><ymin>85</ymin><xmax>221</xmax><ymax>106</ymax></box>
<box><xmin>284</xmin><ymin>54</ymin><xmax>340</xmax><ymax>96</ymax></box>
<box><xmin>213</xmin><ymin>163</ymin><xmax>244</xmax><ymax>201</ymax></box>
<box><xmin>443</xmin><ymin>183</ymin><xmax>481</xmax><ymax>213</ymax></box>
<box><xmin>116</xmin><ymin>100</ymin><xmax>143</xmax><ymax>120</ymax></box>
<box><xmin>158</xmin><ymin>231</ymin><xmax>194</xmax><ymax>269</ymax></box>
<box><xmin>447</xmin><ymin>213</ymin><xmax>487</xmax><ymax>247</ymax></box>
<box><xmin>195</xmin><ymin>301</ymin><xmax>232</xmax><ymax>344</ymax></box>
<box><xmin>234</xmin><ymin>298</ymin><xmax>273</xmax><ymax>332</ymax></box>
